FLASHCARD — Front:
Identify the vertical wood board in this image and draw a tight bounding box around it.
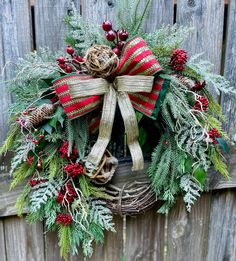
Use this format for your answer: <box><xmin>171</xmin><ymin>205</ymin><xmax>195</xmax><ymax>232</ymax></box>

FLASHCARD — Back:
<box><xmin>206</xmin><ymin>190</ymin><xmax>236</xmax><ymax>261</ymax></box>
<box><xmin>125</xmin><ymin>205</ymin><xmax>165</xmax><ymax>261</ymax></box>
<box><xmin>0</xmin><ymin>219</ymin><xmax>6</xmax><ymax>261</ymax></box>
<box><xmin>4</xmin><ymin>216</ymin><xmax>45</xmax><ymax>261</ymax></box>
<box><xmin>221</xmin><ymin>0</ymin><xmax>236</xmax><ymax>139</ymax></box>
<box><xmin>0</xmin><ymin>0</ymin><xmax>32</xmax><ymax>143</ymax></box>
<box><xmin>176</xmin><ymin>0</ymin><xmax>224</xmax><ymax>74</ymax></box>
<box><xmin>167</xmin><ymin>194</ymin><xmax>212</xmax><ymax>261</ymax></box>
<box><xmin>35</xmin><ymin>0</ymin><xmax>80</xmax><ymax>51</ymax></box>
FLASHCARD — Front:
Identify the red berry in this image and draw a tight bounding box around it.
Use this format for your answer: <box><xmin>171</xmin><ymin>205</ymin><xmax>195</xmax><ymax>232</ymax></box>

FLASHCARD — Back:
<box><xmin>65</xmin><ymin>66</ymin><xmax>73</xmax><ymax>73</ymax></box>
<box><xmin>73</xmin><ymin>56</ymin><xmax>85</xmax><ymax>63</ymax></box>
<box><xmin>118</xmin><ymin>41</ymin><xmax>125</xmax><ymax>50</ymax></box>
<box><xmin>59</xmin><ymin>63</ymin><xmax>66</xmax><ymax>69</ymax></box>
<box><xmin>118</xmin><ymin>30</ymin><xmax>129</xmax><ymax>41</ymax></box>
<box><xmin>66</xmin><ymin>46</ymin><xmax>74</xmax><ymax>55</ymax></box>
<box><xmin>106</xmin><ymin>30</ymin><xmax>116</xmax><ymax>41</ymax></box>
<box><xmin>57</xmin><ymin>56</ymin><xmax>65</xmax><ymax>64</ymax></box>
<box><xmin>16</xmin><ymin>117</ymin><xmax>20</xmax><ymax>122</ymax></box>
<box><xmin>113</xmin><ymin>47</ymin><xmax>121</xmax><ymax>56</ymax></box>
<box><xmin>32</xmin><ymin>139</ymin><xmax>39</xmax><ymax>145</ymax></box>
<box><xmin>102</xmin><ymin>21</ymin><xmax>112</xmax><ymax>31</ymax></box>
<box><xmin>39</xmin><ymin>134</ymin><xmax>44</xmax><ymax>139</ymax></box>
<box><xmin>23</xmin><ymin>111</ymin><xmax>28</xmax><ymax>115</ymax></box>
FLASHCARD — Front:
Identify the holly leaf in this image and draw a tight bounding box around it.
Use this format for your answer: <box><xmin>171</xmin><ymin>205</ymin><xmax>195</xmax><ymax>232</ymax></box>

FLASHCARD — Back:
<box><xmin>41</xmin><ymin>123</ymin><xmax>53</xmax><ymax>134</ymax></box>
<box><xmin>49</xmin><ymin>106</ymin><xmax>65</xmax><ymax>129</ymax></box>
<box><xmin>139</xmin><ymin>127</ymin><xmax>148</xmax><ymax>147</ymax></box>
<box><xmin>193</xmin><ymin>167</ymin><xmax>207</xmax><ymax>186</ymax></box>
<box><xmin>184</xmin><ymin>156</ymin><xmax>193</xmax><ymax>173</ymax></box>
<box><xmin>216</xmin><ymin>138</ymin><xmax>230</xmax><ymax>154</ymax></box>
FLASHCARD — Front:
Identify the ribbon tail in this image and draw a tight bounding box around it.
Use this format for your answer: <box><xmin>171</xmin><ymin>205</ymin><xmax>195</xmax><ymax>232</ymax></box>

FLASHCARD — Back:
<box><xmin>117</xmin><ymin>92</ymin><xmax>144</xmax><ymax>171</ymax></box>
<box><xmin>86</xmin><ymin>85</ymin><xmax>117</xmax><ymax>172</ymax></box>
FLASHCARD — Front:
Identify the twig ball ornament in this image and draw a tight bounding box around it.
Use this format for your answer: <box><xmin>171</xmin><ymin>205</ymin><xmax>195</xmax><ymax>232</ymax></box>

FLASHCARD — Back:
<box><xmin>85</xmin><ymin>45</ymin><xmax>119</xmax><ymax>78</ymax></box>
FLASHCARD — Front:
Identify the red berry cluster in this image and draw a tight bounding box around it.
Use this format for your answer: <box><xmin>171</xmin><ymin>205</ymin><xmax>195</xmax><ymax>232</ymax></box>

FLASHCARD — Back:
<box><xmin>191</xmin><ymin>80</ymin><xmax>206</xmax><ymax>92</ymax></box>
<box><xmin>208</xmin><ymin>128</ymin><xmax>220</xmax><ymax>144</ymax></box>
<box><xmin>56</xmin><ymin>181</ymin><xmax>77</xmax><ymax>205</ymax></box>
<box><xmin>64</xmin><ymin>163</ymin><xmax>84</xmax><ymax>178</ymax></box>
<box><xmin>56</xmin><ymin>213</ymin><xmax>73</xmax><ymax>226</ymax></box>
<box><xmin>193</xmin><ymin>96</ymin><xmax>209</xmax><ymax>111</ymax></box>
<box><xmin>170</xmin><ymin>49</ymin><xmax>188</xmax><ymax>71</ymax></box>
<box><xmin>27</xmin><ymin>156</ymin><xmax>34</xmax><ymax>166</ymax></box>
<box><xmin>59</xmin><ymin>140</ymin><xmax>79</xmax><ymax>160</ymax></box>
<box><xmin>102</xmin><ymin>20</ymin><xmax>129</xmax><ymax>56</ymax></box>
<box><xmin>29</xmin><ymin>178</ymin><xmax>47</xmax><ymax>187</ymax></box>
<box><xmin>57</xmin><ymin>46</ymin><xmax>85</xmax><ymax>73</ymax></box>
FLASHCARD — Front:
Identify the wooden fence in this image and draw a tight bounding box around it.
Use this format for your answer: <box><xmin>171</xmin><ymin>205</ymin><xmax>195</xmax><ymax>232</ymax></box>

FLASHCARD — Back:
<box><xmin>0</xmin><ymin>0</ymin><xmax>236</xmax><ymax>260</ymax></box>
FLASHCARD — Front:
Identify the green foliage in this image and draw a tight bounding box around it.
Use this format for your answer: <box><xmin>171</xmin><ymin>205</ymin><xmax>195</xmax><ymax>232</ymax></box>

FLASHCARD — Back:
<box><xmin>116</xmin><ymin>0</ymin><xmax>152</xmax><ymax>36</ymax></box>
<box><xmin>7</xmin><ymin>48</ymin><xmax>61</xmax><ymax>114</ymax></box>
<box><xmin>148</xmin><ymin>134</ymin><xmax>186</xmax><ymax>212</ymax></box>
<box><xmin>79</xmin><ymin>176</ymin><xmax>112</xmax><ymax>200</ymax></box>
<box><xmin>209</xmin><ymin>147</ymin><xmax>230</xmax><ymax>179</ymax></box>
<box><xmin>89</xmin><ymin>200</ymin><xmax>115</xmax><ymax>232</ymax></box>
<box><xmin>49</xmin><ymin>156</ymin><xmax>64</xmax><ymax>180</ymax></box>
<box><xmin>66</xmin><ymin>117</ymin><xmax>89</xmax><ymax>159</ymax></box>
<box><xmin>10</xmin><ymin>141</ymin><xmax>35</xmax><ymax>175</ymax></box>
<box><xmin>144</xmin><ymin>25</ymin><xmax>192</xmax><ymax>68</ymax></box>
<box><xmin>185</xmin><ymin>54</ymin><xmax>236</xmax><ymax>95</ymax></box>
<box><xmin>15</xmin><ymin>184</ymin><xmax>31</xmax><ymax>216</ymax></box>
<box><xmin>58</xmin><ymin>225</ymin><xmax>72</xmax><ymax>260</ymax></box>
<box><xmin>180</xmin><ymin>175</ymin><xmax>202</xmax><ymax>212</ymax></box>
<box><xmin>64</xmin><ymin>4</ymin><xmax>105</xmax><ymax>56</ymax></box>
<box><xmin>0</xmin><ymin>123</ymin><xmax>20</xmax><ymax>155</ymax></box>
<box><xmin>29</xmin><ymin>180</ymin><xmax>61</xmax><ymax>212</ymax></box>
<box><xmin>10</xmin><ymin>162</ymin><xmax>34</xmax><ymax>190</ymax></box>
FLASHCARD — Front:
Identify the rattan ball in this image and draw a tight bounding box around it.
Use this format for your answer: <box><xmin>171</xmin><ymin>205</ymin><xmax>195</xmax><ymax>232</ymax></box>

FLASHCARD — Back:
<box><xmin>85</xmin><ymin>45</ymin><xmax>119</xmax><ymax>78</ymax></box>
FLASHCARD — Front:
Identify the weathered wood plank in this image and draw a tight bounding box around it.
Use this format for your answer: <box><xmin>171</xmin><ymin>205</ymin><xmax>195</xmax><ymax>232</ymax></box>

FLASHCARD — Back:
<box><xmin>34</xmin><ymin>0</ymin><xmax>80</xmax><ymax>51</ymax></box>
<box><xmin>82</xmin><ymin>0</ymin><xmax>116</xmax><ymax>25</ymax></box>
<box><xmin>142</xmin><ymin>0</ymin><xmax>174</xmax><ymax>32</ymax></box>
<box><xmin>125</xmin><ymin>205</ymin><xmax>165</xmax><ymax>261</ymax></box>
<box><xmin>0</xmin><ymin>219</ymin><xmax>6</xmax><ymax>261</ymax></box>
<box><xmin>221</xmin><ymin>0</ymin><xmax>236</xmax><ymax>139</ymax></box>
<box><xmin>176</xmin><ymin>0</ymin><xmax>224</xmax><ymax>74</ymax></box>
<box><xmin>4</xmin><ymin>216</ymin><xmax>45</xmax><ymax>261</ymax></box>
<box><xmin>206</xmin><ymin>190</ymin><xmax>236</xmax><ymax>261</ymax></box>
<box><xmin>0</xmin><ymin>172</ymin><xmax>27</xmax><ymax>217</ymax></box>
<box><xmin>0</xmin><ymin>0</ymin><xmax>32</xmax><ymax>142</ymax></box>
<box><xmin>167</xmin><ymin>193</ymin><xmax>212</xmax><ymax>261</ymax></box>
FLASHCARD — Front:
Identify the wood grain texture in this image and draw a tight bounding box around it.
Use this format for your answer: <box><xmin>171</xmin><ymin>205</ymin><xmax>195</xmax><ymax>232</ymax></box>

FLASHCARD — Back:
<box><xmin>142</xmin><ymin>0</ymin><xmax>174</xmax><ymax>33</ymax></box>
<box><xmin>125</xmin><ymin>205</ymin><xmax>165</xmax><ymax>261</ymax></box>
<box><xmin>176</xmin><ymin>0</ymin><xmax>224</xmax><ymax>74</ymax></box>
<box><xmin>34</xmin><ymin>0</ymin><xmax>80</xmax><ymax>51</ymax></box>
<box><xmin>167</xmin><ymin>193</ymin><xmax>212</xmax><ymax>261</ymax></box>
<box><xmin>221</xmin><ymin>0</ymin><xmax>236</xmax><ymax>139</ymax></box>
<box><xmin>0</xmin><ymin>0</ymin><xmax>32</xmax><ymax>142</ymax></box>
<box><xmin>206</xmin><ymin>190</ymin><xmax>236</xmax><ymax>261</ymax></box>
<box><xmin>82</xmin><ymin>0</ymin><xmax>116</xmax><ymax>24</ymax></box>
<box><xmin>0</xmin><ymin>219</ymin><xmax>6</xmax><ymax>261</ymax></box>
<box><xmin>4</xmin><ymin>216</ymin><xmax>45</xmax><ymax>261</ymax></box>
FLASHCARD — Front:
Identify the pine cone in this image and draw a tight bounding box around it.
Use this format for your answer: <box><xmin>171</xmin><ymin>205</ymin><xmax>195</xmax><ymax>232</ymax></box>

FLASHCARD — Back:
<box><xmin>24</xmin><ymin>104</ymin><xmax>56</xmax><ymax>127</ymax></box>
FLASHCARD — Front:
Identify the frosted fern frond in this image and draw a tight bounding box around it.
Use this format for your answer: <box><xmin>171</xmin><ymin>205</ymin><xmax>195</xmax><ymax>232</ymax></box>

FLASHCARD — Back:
<box><xmin>186</xmin><ymin>54</ymin><xmax>236</xmax><ymax>95</ymax></box>
<box><xmin>29</xmin><ymin>180</ymin><xmax>61</xmax><ymax>212</ymax></box>
<box><xmin>10</xmin><ymin>141</ymin><xmax>35</xmax><ymax>175</ymax></box>
<box><xmin>89</xmin><ymin>200</ymin><xmax>115</xmax><ymax>232</ymax></box>
<box><xmin>180</xmin><ymin>175</ymin><xmax>202</xmax><ymax>212</ymax></box>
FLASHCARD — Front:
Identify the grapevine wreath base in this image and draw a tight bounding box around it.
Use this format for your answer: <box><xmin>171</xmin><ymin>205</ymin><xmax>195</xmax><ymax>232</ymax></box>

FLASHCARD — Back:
<box><xmin>1</xmin><ymin>1</ymin><xmax>235</xmax><ymax>259</ymax></box>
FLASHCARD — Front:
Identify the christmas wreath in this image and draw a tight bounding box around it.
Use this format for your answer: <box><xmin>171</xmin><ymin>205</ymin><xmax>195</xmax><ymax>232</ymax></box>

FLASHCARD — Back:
<box><xmin>1</xmin><ymin>2</ymin><xmax>235</xmax><ymax>259</ymax></box>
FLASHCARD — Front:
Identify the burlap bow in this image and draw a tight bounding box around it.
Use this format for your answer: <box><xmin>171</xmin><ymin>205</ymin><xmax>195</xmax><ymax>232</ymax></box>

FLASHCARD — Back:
<box><xmin>53</xmin><ymin>37</ymin><xmax>168</xmax><ymax>172</ymax></box>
